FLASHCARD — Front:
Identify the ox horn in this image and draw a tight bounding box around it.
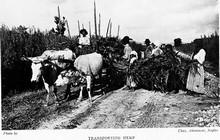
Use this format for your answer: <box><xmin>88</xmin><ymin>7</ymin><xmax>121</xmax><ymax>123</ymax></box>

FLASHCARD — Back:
<box><xmin>20</xmin><ymin>55</ymin><xmax>32</xmax><ymax>62</ymax></box>
<box><xmin>21</xmin><ymin>55</ymin><xmax>43</xmax><ymax>63</ymax></box>
<box><xmin>31</xmin><ymin>57</ymin><xmax>44</xmax><ymax>63</ymax></box>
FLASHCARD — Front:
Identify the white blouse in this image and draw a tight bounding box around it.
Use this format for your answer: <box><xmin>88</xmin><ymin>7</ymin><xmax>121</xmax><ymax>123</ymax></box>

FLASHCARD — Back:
<box><xmin>123</xmin><ymin>44</ymin><xmax>132</xmax><ymax>59</ymax></box>
<box><xmin>79</xmin><ymin>36</ymin><xmax>90</xmax><ymax>45</ymax></box>
<box><xmin>130</xmin><ymin>50</ymin><xmax>138</xmax><ymax>64</ymax></box>
<box><xmin>151</xmin><ymin>47</ymin><xmax>163</xmax><ymax>56</ymax></box>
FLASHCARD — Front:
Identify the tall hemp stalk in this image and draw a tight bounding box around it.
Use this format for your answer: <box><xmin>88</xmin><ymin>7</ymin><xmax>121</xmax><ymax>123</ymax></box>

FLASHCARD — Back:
<box><xmin>117</xmin><ymin>25</ymin><xmax>120</xmax><ymax>38</ymax></box>
<box><xmin>78</xmin><ymin>20</ymin><xmax>80</xmax><ymax>35</ymax></box>
<box><xmin>109</xmin><ymin>21</ymin><xmax>112</xmax><ymax>37</ymax></box>
<box><xmin>94</xmin><ymin>1</ymin><xmax>98</xmax><ymax>39</ymax></box>
<box><xmin>57</xmin><ymin>6</ymin><xmax>61</xmax><ymax>19</ymax></box>
<box><xmin>98</xmin><ymin>13</ymin><xmax>101</xmax><ymax>37</ymax></box>
<box><xmin>82</xmin><ymin>24</ymin><xmax>84</xmax><ymax>29</ymax></box>
<box><xmin>66</xmin><ymin>20</ymin><xmax>71</xmax><ymax>38</ymax></box>
<box><xmin>106</xmin><ymin>18</ymin><xmax>111</xmax><ymax>38</ymax></box>
<box><xmin>89</xmin><ymin>21</ymin><xmax>92</xmax><ymax>39</ymax></box>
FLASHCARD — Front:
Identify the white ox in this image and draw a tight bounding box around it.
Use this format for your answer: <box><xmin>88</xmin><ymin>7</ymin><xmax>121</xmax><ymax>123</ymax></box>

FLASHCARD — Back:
<box><xmin>55</xmin><ymin>52</ymin><xmax>103</xmax><ymax>104</ymax></box>
<box><xmin>23</xmin><ymin>48</ymin><xmax>75</xmax><ymax>106</ymax></box>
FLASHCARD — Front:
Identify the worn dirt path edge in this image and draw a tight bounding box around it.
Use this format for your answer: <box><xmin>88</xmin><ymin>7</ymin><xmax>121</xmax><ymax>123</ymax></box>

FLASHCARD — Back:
<box><xmin>37</xmin><ymin>87</ymin><xmax>220</xmax><ymax>129</ymax></box>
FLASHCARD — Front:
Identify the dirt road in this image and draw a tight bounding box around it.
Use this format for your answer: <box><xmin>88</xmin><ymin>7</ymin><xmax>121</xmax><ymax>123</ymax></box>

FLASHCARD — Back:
<box><xmin>2</xmin><ymin>72</ymin><xmax>220</xmax><ymax>130</ymax></box>
<box><xmin>37</xmin><ymin>88</ymin><xmax>219</xmax><ymax>129</ymax></box>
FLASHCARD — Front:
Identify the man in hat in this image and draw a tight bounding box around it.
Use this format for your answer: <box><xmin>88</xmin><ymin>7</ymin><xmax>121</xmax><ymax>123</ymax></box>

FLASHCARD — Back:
<box><xmin>79</xmin><ymin>29</ymin><xmax>90</xmax><ymax>47</ymax></box>
<box><xmin>144</xmin><ymin>38</ymin><xmax>153</xmax><ymax>59</ymax></box>
<box><xmin>121</xmin><ymin>36</ymin><xmax>133</xmax><ymax>60</ymax></box>
<box><xmin>77</xmin><ymin>29</ymin><xmax>91</xmax><ymax>56</ymax></box>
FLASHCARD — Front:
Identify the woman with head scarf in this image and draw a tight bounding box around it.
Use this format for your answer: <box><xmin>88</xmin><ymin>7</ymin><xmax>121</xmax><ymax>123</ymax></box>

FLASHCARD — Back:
<box><xmin>186</xmin><ymin>39</ymin><xmax>206</xmax><ymax>94</ymax></box>
<box><xmin>124</xmin><ymin>50</ymin><xmax>139</xmax><ymax>91</ymax></box>
<box><xmin>144</xmin><ymin>38</ymin><xmax>153</xmax><ymax>59</ymax></box>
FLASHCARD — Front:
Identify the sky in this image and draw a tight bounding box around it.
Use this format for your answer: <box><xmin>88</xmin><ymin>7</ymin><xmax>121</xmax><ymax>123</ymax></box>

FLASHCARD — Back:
<box><xmin>0</xmin><ymin>0</ymin><xmax>219</xmax><ymax>44</ymax></box>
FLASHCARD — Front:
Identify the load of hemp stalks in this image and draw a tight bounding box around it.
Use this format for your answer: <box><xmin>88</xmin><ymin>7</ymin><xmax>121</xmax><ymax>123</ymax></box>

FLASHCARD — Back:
<box><xmin>127</xmin><ymin>46</ymin><xmax>198</xmax><ymax>93</ymax></box>
<box><xmin>98</xmin><ymin>37</ymin><xmax>128</xmax><ymax>88</ymax></box>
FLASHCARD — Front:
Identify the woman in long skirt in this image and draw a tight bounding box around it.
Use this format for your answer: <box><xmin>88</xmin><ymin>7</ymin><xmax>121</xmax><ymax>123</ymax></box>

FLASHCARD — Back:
<box><xmin>186</xmin><ymin>39</ymin><xmax>206</xmax><ymax>94</ymax></box>
<box><xmin>125</xmin><ymin>51</ymin><xmax>138</xmax><ymax>91</ymax></box>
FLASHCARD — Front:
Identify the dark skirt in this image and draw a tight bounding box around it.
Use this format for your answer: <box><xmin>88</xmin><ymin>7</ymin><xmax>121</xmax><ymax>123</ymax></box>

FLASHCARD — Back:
<box><xmin>167</xmin><ymin>70</ymin><xmax>180</xmax><ymax>92</ymax></box>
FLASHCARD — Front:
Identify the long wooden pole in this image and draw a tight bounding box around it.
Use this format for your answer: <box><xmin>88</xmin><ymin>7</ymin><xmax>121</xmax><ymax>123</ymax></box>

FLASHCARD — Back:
<box><xmin>117</xmin><ymin>25</ymin><xmax>120</xmax><ymax>38</ymax></box>
<box><xmin>78</xmin><ymin>20</ymin><xmax>80</xmax><ymax>35</ymax></box>
<box><xmin>94</xmin><ymin>1</ymin><xmax>98</xmax><ymax>38</ymax></box>
<box><xmin>66</xmin><ymin>20</ymin><xmax>71</xmax><ymax>38</ymax></box>
<box><xmin>109</xmin><ymin>22</ymin><xmax>112</xmax><ymax>37</ymax></box>
<box><xmin>106</xmin><ymin>18</ymin><xmax>111</xmax><ymax>38</ymax></box>
<box><xmin>89</xmin><ymin>21</ymin><xmax>92</xmax><ymax>38</ymax></box>
<box><xmin>58</xmin><ymin>6</ymin><xmax>61</xmax><ymax>19</ymax></box>
<box><xmin>98</xmin><ymin>13</ymin><xmax>101</xmax><ymax>37</ymax></box>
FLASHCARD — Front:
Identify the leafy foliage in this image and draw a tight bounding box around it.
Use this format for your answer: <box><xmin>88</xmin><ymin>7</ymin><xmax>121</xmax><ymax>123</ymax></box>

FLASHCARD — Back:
<box><xmin>51</xmin><ymin>16</ymin><xmax>66</xmax><ymax>36</ymax></box>
<box><xmin>0</xmin><ymin>25</ymin><xmax>77</xmax><ymax>97</ymax></box>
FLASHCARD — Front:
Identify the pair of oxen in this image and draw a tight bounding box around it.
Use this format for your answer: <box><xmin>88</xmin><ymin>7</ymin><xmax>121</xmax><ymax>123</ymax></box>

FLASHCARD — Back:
<box><xmin>22</xmin><ymin>48</ymin><xmax>103</xmax><ymax>106</ymax></box>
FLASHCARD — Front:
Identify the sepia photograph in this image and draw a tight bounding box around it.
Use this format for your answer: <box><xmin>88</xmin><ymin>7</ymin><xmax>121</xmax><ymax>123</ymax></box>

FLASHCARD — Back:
<box><xmin>0</xmin><ymin>0</ymin><xmax>219</xmax><ymax>139</ymax></box>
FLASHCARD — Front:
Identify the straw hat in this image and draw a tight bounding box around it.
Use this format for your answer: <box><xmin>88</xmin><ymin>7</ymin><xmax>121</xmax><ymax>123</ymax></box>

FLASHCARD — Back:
<box><xmin>80</xmin><ymin>29</ymin><xmax>88</xmax><ymax>35</ymax></box>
